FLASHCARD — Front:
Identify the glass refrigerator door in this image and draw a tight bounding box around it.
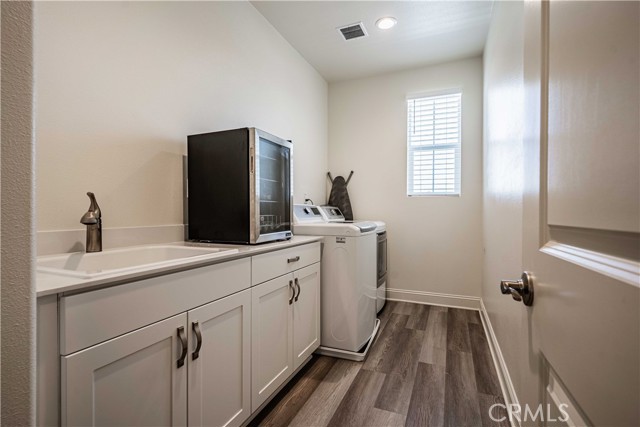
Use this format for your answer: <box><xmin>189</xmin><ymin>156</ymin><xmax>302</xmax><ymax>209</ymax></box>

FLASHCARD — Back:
<box><xmin>256</xmin><ymin>137</ymin><xmax>291</xmax><ymax>235</ymax></box>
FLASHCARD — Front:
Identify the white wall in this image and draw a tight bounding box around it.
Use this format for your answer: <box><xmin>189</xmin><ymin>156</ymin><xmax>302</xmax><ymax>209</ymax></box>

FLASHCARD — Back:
<box><xmin>328</xmin><ymin>57</ymin><xmax>483</xmax><ymax>299</ymax></box>
<box><xmin>482</xmin><ymin>0</ymin><xmax>536</xmax><ymax>411</ymax></box>
<box><xmin>34</xmin><ymin>1</ymin><xmax>327</xmax><ymax>233</ymax></box>
<box><xmin>1</xmin><ymin>1</ymin><xmax>37</xmax><ymax>424</ymax></box>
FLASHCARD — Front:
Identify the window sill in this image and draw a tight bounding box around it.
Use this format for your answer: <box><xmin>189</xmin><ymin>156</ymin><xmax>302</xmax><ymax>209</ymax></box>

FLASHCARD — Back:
<box><xmin>407</xmin><ymin>193</ymin><xmax>461</xmax><ymax>198</ymax></box>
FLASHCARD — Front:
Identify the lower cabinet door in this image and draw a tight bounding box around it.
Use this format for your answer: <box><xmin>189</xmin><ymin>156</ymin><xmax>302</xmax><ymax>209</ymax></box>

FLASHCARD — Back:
<box><xmin>187</xmin><ymin>289</ymin><xmax>251</xmax><ymax>427</ymax></box>
<box><xmin>251</xmin><ymin>274</ymin><xmax>294</xmax><ymax>411</ymax></box>
<box><xmin>61</xmin><ymin>313</ymin><xmax>188</xmax><ymax>427</ymax></box>
<box><xmin>293</xmin><ymin>263</ymin><xmax>321</xmax><ymax>370</ymax></box>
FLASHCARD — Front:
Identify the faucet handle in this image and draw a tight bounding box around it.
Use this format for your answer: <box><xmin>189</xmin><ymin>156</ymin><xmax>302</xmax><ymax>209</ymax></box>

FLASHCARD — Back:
<box><xmin>86</xmin><ymin>192</ymin><xmax>101</xmax><ymax>217</ymax></box>
<box><xmin>80</xmin><ymin>192</ymin><xmax>101</xmax><ymax>224</ymax></box>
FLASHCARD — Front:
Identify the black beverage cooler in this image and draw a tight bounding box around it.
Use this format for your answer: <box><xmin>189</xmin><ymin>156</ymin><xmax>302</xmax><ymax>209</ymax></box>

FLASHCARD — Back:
<box><xmin>187</xmin><ymin>127</ymin><xmax>293</xmax><ymax>244</ymax></box>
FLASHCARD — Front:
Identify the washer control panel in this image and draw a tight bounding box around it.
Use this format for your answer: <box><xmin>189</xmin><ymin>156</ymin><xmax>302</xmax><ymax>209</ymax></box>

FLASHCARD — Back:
<box><xmin>294</xmin><ymin>204</ymin><xmax>346</xmax><ymax>223</ymax></box>
<box><xmin>318</xmin><ymin>206</ymin><xmax>345</xmax><ymax>222</ymax></box>
<box><xmin>293</xmin><ymin>204</ymin><xmax>324</xmax><ymax>223</ymax></box>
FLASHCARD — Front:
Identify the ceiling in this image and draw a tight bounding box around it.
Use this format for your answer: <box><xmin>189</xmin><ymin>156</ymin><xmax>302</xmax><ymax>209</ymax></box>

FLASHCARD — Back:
<box><xmin>251</xmin><ymin>1</ymin><xmax>494</xmax><ymax>82</ymax></box>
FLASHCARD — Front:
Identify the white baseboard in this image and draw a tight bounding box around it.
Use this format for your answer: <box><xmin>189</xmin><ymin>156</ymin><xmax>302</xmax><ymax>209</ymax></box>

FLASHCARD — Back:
<box><xmin>386</xmin><ymin>287</ymin><xmax>481</xmax><ymax>310</ymax></box>
<box><xmin>479</xmin><ymin>298</ymin><xmax>520</xmax><ymax>427</ymax></box>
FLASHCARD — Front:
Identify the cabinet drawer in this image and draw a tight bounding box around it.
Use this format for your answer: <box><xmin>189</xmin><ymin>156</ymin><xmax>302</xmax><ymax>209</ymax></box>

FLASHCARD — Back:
<box><xmin>251</xmin><ymin>242</ymin><xmax>320</xmax><ymax>285</ymax></box>
<box><xmin>60</xmin><ymin>258</ymin><xmax>251</xmax><ymax>355</ymax></box>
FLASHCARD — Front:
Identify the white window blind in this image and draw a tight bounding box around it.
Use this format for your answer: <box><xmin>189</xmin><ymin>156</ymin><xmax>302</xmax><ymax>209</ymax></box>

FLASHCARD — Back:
<box><xmin>407</xmin><ymin>91</ymin><xmax>462</xmax><ymax>196</ymax></box>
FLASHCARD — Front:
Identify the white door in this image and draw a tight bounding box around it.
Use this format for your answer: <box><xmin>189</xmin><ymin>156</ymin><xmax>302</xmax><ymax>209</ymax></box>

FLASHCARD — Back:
<box><xmin>520</xmin><ymin>2</ymin><xmax>640</xmax><ymax>426</ymax></box>
<box><xmin>292</xmin><ymin>263</ymin><xmax>321</xmax><ymax>370</ymax></box>
<box><xmin>188</xmin><ymin>289</ymin><xmax>251</xmax><ymax>427</ymax></box>
<box><xmin>61</xmin><ymin>313</ymin><xmax>188</xmax><ymax>426</ymax></box>
<box><xmin>251</xmin><ymin>274</ymin><xmax>294</xmax><ymax>411</ymax></box>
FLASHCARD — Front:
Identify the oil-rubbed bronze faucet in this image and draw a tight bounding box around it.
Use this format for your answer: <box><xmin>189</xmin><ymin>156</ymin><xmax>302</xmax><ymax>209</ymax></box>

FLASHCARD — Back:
<box><xmin>80</xmin><ymin>192</ymin><xmax>102</xmax><ymax>252</ymax></box>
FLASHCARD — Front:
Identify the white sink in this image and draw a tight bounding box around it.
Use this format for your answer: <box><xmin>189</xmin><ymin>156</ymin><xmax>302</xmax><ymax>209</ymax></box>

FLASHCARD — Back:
<box><xmin>37</xmin><ymin>245</ymin><xmax>238</xmax><ymax>279</ymax></box>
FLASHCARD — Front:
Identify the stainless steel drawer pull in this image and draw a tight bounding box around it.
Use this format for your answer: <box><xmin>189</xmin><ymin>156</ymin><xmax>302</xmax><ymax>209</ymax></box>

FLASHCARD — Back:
<box><xmin>287</xmin><ymin>256</ymin><xmax>300</xmax><ymax>263</ymax></box>
<box><xmin>192</xmin><ymin>321</ymin><xmax>202</xmax><ymax>361</ymax></box>
<box><xmin>177</xmin><ymin>326</ymin><xmax>187</xmax><ymax>368</ymax></box>
<box><xmin>294</xmin><ymin>278</ymin><xmax>301</xmax><ymax>302</ymax></box>
<box><xmin>288</xmin><ymin>280</ymin><xmax>295</xmax><ymax>305</ymax></box>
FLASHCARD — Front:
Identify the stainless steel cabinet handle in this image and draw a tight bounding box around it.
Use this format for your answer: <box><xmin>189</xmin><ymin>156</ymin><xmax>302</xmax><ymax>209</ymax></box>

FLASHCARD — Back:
<box><xmin>192</xmin><ymin>321</ymin><xmax>202</xmax><ymax>361</ymax></box>
<box><xmin>288</xmin><ymin>280</ymin><xmax>294</xmax><ymax>305</ymax></box>
<box><xmin>500</xmin><ymin>271</ymin><xmax>534</xmax><ymax>306</ymax></box>
<box><xmin>294</xmin><ymin>278</ymin><xmax>301</xmax><ymax>302</ymax></box>
<box><xmin>177</xmin><ymin>326</ymin><xmax>187</xmax><ymax>368</ymax></box>
<box><xmin>287</xmin><ymin>256</ymin><xmax>300</xmax><ymax>263</ymax></box>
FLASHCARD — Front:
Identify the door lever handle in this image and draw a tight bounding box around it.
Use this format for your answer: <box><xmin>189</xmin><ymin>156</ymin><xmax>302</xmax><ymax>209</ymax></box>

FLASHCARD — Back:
<box><xmin>500</xmin><ymin>272</ymin><xmax>534</xmax><ymax>306</ymax></box>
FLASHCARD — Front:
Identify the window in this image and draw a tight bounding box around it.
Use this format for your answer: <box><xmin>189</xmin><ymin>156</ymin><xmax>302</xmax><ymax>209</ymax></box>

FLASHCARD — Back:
<box><xmin>407</xmin><ymin>90</ymin><xmax>462</xmax><ymax>196</ymax></box>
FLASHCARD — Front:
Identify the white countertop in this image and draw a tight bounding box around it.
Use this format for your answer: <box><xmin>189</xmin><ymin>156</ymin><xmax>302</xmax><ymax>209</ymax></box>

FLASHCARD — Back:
<box><xmin>37</xmin><ymin>236</ymin><xmax>323</xmax><ymax>297</ymax></box>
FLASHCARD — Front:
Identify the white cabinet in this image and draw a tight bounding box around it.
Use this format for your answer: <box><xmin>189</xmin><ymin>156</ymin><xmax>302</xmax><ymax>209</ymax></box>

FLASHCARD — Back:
<box><xmin>47</xmin><ymin>242</ymin><xmax>321</xmax><ymax>427</ymax></box>
<box><xmin>251</xmin><ymin>245</ymin><xmax>321</xmax><ymax>412</ymax></box>
<box><xmin>62</xmin><ymin>290</ymin><xmax>253</xmax><ymax>427</ymax></box>
<box><xmin>251</xmin><ymin>274</ymin><xmax>294</xmax><ymax>411</ymax></box>
<box><xmin>292</xmin><ymin>263</ymin><xmax>321</xmax><ymax>369</ymax></box>
<box><xmin>62</xmin><ymin>313</ymin><xmax>188</xmax><ymax>426</ymax></box>
<box><xmin>188</xmin><ymin>289</ymin><xmax>251</xmax><ymax>427</ymax></box>
<box><xmin>60</xmin><ymin>259</ymin><xmax>252</xmax><ymax>427</ymax></box>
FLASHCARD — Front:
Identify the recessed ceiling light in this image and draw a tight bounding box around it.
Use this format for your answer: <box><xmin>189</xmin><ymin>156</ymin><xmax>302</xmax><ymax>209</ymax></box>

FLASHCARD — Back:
<box><xmin>375</xmin><ymin>17</ymin><xmax>397</xmax><ymax>30</ymax></box>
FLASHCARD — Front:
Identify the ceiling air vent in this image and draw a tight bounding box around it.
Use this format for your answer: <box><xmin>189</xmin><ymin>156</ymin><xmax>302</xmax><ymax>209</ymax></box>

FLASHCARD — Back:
<box><xmin>338</xmin><ymin>22</ymin><xmax>368</xmax><ymax>41</ymax></box>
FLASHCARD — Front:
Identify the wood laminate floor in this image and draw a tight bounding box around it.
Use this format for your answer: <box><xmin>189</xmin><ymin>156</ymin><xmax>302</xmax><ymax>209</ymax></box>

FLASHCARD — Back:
<box><xmin>249</xmin><ymin>301</ymin><xmax>509</xmax><ymax>427</ymax></box>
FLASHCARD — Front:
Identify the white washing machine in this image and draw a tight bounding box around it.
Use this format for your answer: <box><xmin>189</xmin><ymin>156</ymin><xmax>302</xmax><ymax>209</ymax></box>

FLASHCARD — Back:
<box><xmin>293</xmin><ymin>204</ymin><xmax>378</xmax><ymax>360</ymax></box>
<box><xmin>321</xmin><ymin>207</ymin><xmax>387</xmax><ymax>313</ymax></box>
